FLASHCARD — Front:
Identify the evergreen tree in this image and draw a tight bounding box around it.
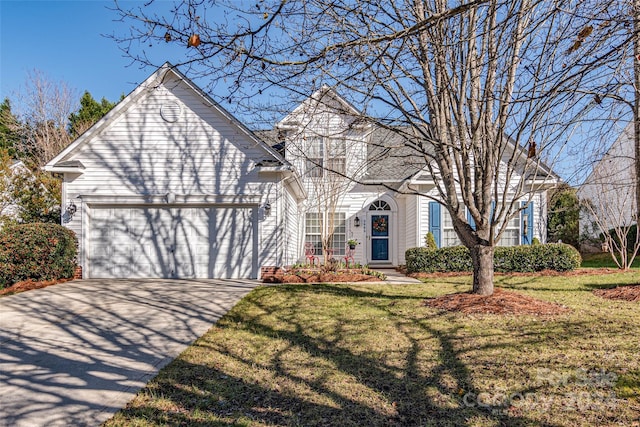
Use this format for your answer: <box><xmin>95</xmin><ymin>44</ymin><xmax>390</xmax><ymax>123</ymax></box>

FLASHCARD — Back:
<box><xmin>0</xmin><ymin>99</ymin><xmax>21</xmax><ymax>157</ymax></box>
<box><xmin>548</xmin><ymin>185</ymin><xmax>580</xmax><ymax>248</ymax></box>
<box><xmin>68</xmin><ymin>91</ymin><xmax>118</xmax><ymax>137</ymax></box>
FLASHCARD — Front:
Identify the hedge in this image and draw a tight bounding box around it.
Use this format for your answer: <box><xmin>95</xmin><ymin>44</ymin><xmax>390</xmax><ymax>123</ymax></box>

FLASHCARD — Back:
<box><xmin>0</xmin><ymin>223</ymin><xmax>77</xmax><ymax>288</ymax></box>
<box><xmin>406</xmin><ymin>243</ymin><xmax>581</xmax><ymax>273</ymax></box>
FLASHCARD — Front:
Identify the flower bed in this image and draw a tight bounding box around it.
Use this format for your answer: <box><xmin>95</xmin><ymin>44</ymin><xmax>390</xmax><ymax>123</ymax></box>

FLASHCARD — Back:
<box><xmin>263</xmin><ymin>267</ymin><xmax>386</xmax><ymax>283</ymax></box>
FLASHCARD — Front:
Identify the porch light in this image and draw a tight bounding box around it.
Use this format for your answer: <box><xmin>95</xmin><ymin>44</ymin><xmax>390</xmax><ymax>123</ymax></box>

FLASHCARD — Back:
<box><xmin>66</xmin><ymin>202</ymin><xmax>77</xmax><ymax>217</ymax></box>
<box><xmin>263</xmin><ymin>202</ymin><xmax>271</xmax><ymax>216</ymax></box>
<box><xmin>354</xmin><ymin>216</ymin><xmax>361</xmax><ymax>227</ymax></box>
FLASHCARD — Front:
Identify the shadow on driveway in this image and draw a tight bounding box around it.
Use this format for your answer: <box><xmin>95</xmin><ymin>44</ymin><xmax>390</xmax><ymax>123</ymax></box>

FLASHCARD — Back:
<box><xmin>0</xmin><ymin>279</ymin><xmax>258</xmax><ymax>427</ymax></box>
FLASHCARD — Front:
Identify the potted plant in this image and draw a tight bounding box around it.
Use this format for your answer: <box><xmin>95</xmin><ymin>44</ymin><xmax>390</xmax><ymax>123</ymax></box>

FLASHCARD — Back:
<box><xmin>348</xmin><ymin>239</ymin><xmax>359</xmax><ymax>249</ymax></box>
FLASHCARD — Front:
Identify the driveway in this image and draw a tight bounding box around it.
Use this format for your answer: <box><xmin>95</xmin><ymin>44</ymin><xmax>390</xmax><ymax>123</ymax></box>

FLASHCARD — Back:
<box><xmin>0</xmin><ymin>279</ymin><xmax>259</xmax><ymax>427</ymax></box>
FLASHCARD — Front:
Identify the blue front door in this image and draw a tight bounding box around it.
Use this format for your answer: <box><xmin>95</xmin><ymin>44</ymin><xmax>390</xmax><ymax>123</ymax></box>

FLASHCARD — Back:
<box><xmin>371</xmin><ymin>214</ymin><xmax>389</xmax><ymax>261</ymax></box>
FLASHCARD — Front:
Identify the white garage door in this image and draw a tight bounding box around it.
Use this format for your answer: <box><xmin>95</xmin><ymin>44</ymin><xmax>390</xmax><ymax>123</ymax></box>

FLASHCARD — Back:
<box><xmin>88</xmin><ymin>206</ymin><xmax>256</xmax><ymax>279</ymax></box>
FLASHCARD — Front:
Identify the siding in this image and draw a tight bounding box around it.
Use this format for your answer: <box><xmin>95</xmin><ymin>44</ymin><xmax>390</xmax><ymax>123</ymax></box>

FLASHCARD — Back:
<box><xmin>578</xmin><ymin>123</ymin><xmax>636</xmax><ymax>236</ymax></box>
<box><xmin>60</xmin><ymin>72</ymin><xmax>284</xmax><ymax>271</ymax></box>
<box><xmin>405</xmin><ymin>194</ymin><xmax>418</xmax><ymax>251</ymax></box>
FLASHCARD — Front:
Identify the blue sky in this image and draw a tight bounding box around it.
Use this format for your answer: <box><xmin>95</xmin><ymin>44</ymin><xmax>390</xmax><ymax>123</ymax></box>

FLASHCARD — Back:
<box><xmin>0</xmin><ymin>0</ymin><xmax>178</xmax><ymax>105</ymax></box>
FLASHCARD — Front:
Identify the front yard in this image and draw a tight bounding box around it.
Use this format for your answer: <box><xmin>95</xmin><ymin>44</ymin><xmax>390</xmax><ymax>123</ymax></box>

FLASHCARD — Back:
<box><xmin>105</xmin><ymin>272</ymin><xmax>640</xmax><ymax>426</ymax></box>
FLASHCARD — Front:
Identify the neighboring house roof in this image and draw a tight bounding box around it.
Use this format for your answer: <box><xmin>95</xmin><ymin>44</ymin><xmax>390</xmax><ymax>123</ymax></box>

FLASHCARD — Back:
<box><xmin>9</xmin><ymin>160</ymin><xmax>27</xmax><ymax>173</ymax></box>
<box><xmin>578</xmin><ymin>122</ymin><xmax>634</xmax><ymax>194</ymax></box>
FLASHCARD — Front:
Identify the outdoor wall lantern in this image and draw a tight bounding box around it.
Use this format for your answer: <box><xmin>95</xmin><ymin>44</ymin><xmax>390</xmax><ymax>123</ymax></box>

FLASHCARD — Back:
<box><xmin>66</xmin><ymin>202</ymin><xmax>77</xmax><ymax>218</ymax></box>
<box><xmin>354</xmin><ymin>216</ymin><xmax>361</xmax><ymax>227</ymax></box>
<box><xmin>263</xmin><ymin>202</ymin><xmax>272</xmax><ymax>216</ymax></box>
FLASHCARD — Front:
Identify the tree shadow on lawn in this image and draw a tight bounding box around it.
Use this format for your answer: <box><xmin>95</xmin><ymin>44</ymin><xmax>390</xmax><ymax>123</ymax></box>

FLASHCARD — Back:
<box><xmin>111</xmin><ymin>283</ymin><xmax>625</xmax><ymax>427</ymax></box>
<box><xmin>492</xmin><ymin>273</ymin><xmax>640</xmax><ymax>293</ymax></box>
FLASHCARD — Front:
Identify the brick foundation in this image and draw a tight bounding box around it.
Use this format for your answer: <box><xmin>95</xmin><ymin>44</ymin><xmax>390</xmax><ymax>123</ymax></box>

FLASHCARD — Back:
<box><xmin>73</xmin><ymin>266</ymin><xmax>83</xmax><ymax>280</ymax></box>
<box><xmin>260</xmin><ymin>266</ymin><xmax>284</xmax><ymax>283</ymax></box>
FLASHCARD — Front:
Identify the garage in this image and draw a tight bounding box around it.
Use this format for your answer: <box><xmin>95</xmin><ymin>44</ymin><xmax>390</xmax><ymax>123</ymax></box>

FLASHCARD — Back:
<box><xmin>87</xmin><ymin>206</ymin><xmax>257</xmax><ymax>279</ymax></box>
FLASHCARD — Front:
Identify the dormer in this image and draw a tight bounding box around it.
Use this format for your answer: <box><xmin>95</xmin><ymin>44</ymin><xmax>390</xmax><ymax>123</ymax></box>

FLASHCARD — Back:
<box><xmin>276</xmin><ymin>86</ymin><xmax>372</xmax><ymax>184</ymax></box>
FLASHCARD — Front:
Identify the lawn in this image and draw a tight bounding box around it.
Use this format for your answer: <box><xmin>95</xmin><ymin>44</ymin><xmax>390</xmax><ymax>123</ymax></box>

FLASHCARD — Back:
<box><xmin>581</xmin><ymin>252</ymin><xmax>640</xmax><ymax>269</ymax></box>
<box><xmin>104</xmin><ymin>272</ymin><xmax>640</xmax><ymax>427</ymax></box>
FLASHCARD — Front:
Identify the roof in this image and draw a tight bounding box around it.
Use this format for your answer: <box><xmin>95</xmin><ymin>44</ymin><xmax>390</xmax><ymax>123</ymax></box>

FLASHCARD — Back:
<box><xmin>363</xmin><ymin>127</ymin><xmax>427</xmax><ymax>182</ymax></box>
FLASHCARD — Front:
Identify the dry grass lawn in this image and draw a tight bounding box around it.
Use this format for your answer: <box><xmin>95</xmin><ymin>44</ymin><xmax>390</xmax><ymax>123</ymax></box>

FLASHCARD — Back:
<box><xmin>104</xmin><ymin>271</ymin><xmax>640</xmax><ymax>426</ymax></box>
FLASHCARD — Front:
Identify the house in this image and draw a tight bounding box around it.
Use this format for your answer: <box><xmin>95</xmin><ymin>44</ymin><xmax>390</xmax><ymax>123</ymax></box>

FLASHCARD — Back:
<box><xmin>45</xmin><ymin>63</ymin><xmax>557</xmax><ymax>279</ymax></box>
<box><xmin>45</xmin><ymin>63</ymin><xmax>305</xmax><ymax>279</ymax></box>
<box><xmin>577</xmin><ymin>122</ymin><xmax>637</xmax><ymax>239</ymax></box>
<box><xmin>269</xmin><ymin>87</ymin><xmax>556</xmax><ymax>267</ymax></box>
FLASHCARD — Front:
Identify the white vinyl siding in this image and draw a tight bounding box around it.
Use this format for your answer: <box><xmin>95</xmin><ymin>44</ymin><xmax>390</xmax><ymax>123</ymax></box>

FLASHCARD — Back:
<box><xmin>56</xmin><ymin>70</ymin><xmax>288</xmax><ymax>277</ymax></box>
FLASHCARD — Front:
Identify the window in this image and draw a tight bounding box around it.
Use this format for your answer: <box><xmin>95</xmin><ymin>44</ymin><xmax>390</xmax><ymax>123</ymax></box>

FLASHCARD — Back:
<box><xmin>305</xmin><ymin>212</ymin><xmax>323</xmax><ymax>254</ymax></box>
<box><xmin>304</xmin><ymin>136</ymin><xmax>347</xmax><ymax>177</ymax></box>
<box><xmin>442</xmin><ymin>208</ymin><xmax>461</xmax><ymax>247</ymax></box>
<box><xmin>326</xmin><ymin>138</ymin><xmax>346</xmax><ymax>175</ymax></box>
<box><xmin>304</xmin><ymin>212</ymin><xmax>346</xmax><ymax>256</ymax></box>
<box><xmin>435</xmin><ymin>203</ymin><xmax>522</xmax><ymax>247</ymax></box>
<box><xmin>497</xmin><ymin>213</ymin><xmax>520</xmax><ymax>246</ymax></box>
<box><xmin>369</xmin><ymin>200</ymin><xmax>391</xmax><ymax>211</ymax></box>
<box><xmin>306</xmin><ymin>137</ymin><xmax>324</xmax><ymax>178</ymax></box>
<box><xmin>327</xmin><ymin>212</ymin><xmax>346</xmax><ymax>256</ymax></box>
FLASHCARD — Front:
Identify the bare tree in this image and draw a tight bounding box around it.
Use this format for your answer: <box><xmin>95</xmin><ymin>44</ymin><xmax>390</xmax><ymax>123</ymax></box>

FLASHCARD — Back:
<box><xmin>579</xmin><ymin>123</ymin><xmax>639</xmax><ymax>268</ymax></box>
<box><xmin>111</xmin><ymin>0</ymin><xmax>610</xmax><ymax>295</ymax></box>
<box><xmin>12</xmin><ymin>70</ymin><xmax>77</xmax><ymax>166</ymax></box>
<box><xmin>276</xmin><ymin>87</ymin><xmax>371</xmax><ymax>265</ymax></box>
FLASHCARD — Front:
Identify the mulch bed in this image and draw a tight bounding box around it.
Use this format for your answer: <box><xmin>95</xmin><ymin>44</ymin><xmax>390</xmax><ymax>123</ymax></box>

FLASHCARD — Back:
<box><xmin>280</xmin><ymin>272</ymin><xmax>382</xmax><ymax>283</ymax></box>
<box><xmin>423</xmin><ymin>288</ymin><xmax>570</xmax><ymax>315</ymax></box>
<box><xmin>0</xmin><ymin>278</ymin><xmax>73</xmax><ymax>296</ymax></box>
<box><xmin>593</xmin><ymin>284</ymin><xmax>640</xmax><ymax>302</ymax></box>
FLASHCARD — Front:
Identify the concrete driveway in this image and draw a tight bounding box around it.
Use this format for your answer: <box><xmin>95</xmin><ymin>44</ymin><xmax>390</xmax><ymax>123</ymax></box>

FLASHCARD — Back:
<box><xmin>0</xmin><ymin>279</ymin><xmax>259</xmax><ymax>427</ymax></box>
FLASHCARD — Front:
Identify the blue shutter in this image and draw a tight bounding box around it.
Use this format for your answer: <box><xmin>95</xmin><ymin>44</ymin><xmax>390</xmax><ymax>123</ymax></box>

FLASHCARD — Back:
<box><xmin>429</xmin><ymin>202</ymin><xmax>441</xmax><ymax>248</ymax></box>
<box><xmin>521</xmin><ymin>201</ymin><xmax>534</xmax><ymax>244</ymax></box>
<box><xmin>467</xmin><ymin>208</ymin><xmax>476</xmax><ymax>230</ymax></box>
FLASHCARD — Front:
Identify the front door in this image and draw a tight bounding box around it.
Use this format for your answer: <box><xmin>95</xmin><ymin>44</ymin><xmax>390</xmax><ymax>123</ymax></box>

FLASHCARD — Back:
<box><xmin>370</xmin><ymin>214</ymin><xmax>390</xmax><ymax>261</ymax></box>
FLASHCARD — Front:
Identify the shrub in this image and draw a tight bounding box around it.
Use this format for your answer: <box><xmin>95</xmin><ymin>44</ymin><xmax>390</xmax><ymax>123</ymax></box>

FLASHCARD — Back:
<box><xmin>406</xmin><ymin>243</ymin><xmax>581</xmax><ymax>273</ymax></box>
<box><xmin>424</xmin><ymin>232</ymin><xmax>438</xmax><ymax>250</ymax></box>
<box><xmin>0</xmin><ymin>223</ymin><xmax>77</xmax><ymax>288</ymax></box>
<box><xmin>602</xmin><ymin>224</ymin><xmax>638</xmax><ymax>253</ymax></box>
<box><xmin>405</xmin><ymin>246</ymin><xmax>472</xmax><ymax>273</ymax></box>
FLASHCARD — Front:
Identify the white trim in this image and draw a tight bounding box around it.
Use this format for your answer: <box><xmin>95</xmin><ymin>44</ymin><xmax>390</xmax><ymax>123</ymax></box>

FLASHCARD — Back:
<box><xmin>80</xmin><ymin>194</ymin><xmax>262</xmax><ymax>206</ymax></box>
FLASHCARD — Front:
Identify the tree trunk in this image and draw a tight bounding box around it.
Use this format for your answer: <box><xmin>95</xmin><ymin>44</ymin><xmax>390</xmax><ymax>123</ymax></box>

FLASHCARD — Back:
<box><xmin>470</xmin><ymin>244</ymin><xmax>494</xmax><ymax>296</ymax></box>
<box><xmin>634</xmin><ymin>0</ymin><xmax>640</xmax><ymax>228</ymax></box>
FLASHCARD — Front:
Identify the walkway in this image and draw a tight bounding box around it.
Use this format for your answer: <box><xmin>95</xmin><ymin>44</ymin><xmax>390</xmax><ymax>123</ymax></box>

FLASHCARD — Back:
<box><xmin>378</xmin><ymin>269</ymin><xmax>423</xmax><ymax>284</ymax></box>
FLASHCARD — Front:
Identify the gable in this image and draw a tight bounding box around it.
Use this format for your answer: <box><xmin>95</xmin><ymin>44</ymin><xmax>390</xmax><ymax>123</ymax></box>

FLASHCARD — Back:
<box><xmin>46</xmin><ymin>64</ymin><xmax>291</xmax><ymax>197</ymax></box>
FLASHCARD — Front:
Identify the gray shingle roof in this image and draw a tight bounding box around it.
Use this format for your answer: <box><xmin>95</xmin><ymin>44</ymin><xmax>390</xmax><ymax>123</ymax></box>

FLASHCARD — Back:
<box><xmin>255</xmin><ymin>126</ymin><xmax>429</xmax><ymax>183</ymax></box>
<box><xmin>363</xmin><ymin>127</ymin><xmax>430</xmax><ymax>182</ymax></box>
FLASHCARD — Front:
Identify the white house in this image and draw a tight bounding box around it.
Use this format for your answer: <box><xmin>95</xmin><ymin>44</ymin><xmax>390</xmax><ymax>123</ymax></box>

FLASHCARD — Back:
<box><xmin>269</xmin><ymin>86</ymin><xmax>556</xmax><ymax>268</ymax></box>
<box><xmin>578</xmin><ymin>122</ymin><xmax>637</xmax><ymax>238</ymax></box>
<box><xmin>46</xmin><ymin>63</ymin><xmax>557</xmax><ymax>279</ymax></box>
